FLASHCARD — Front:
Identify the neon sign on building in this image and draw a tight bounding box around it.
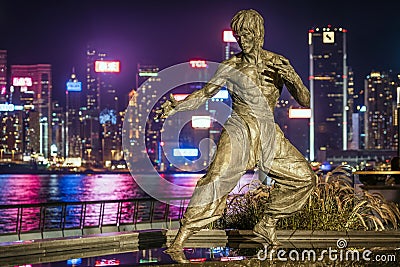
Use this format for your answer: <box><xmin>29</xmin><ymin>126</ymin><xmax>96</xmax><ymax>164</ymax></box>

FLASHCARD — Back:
<box><xmin>223</xmin><ymin>30</ymin><xmax>237</xmax><ymax>43</ymax></box>
<box><xmin>288</xmin><ymin>108</ymin><xmax>312</xmax><ymax>119</ymax></box>
<box><xmin>189</xmin><ymin>60</ymin><xmax>207</xmax><ymax>68</ymax></box>
<box><xmin>95</xmin><ymin>60</ymin><xmax>121</xmax><ymax>73</ymax></box>
<box><xmin>12</xmin><ymin>77</ymin><xmax>32</xmax><ymax>87</ymax></box>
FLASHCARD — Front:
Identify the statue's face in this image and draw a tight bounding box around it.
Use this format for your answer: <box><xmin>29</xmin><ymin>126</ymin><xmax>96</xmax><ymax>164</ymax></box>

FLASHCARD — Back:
<box><xmin>234</xmin><ymin>29</ymin><xmax>256</xmax><ymax>55</ymax></box>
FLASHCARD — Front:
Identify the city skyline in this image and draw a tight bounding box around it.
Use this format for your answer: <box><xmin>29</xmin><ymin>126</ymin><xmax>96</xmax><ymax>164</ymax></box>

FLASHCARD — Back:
<box><xmin>1</xmin><ymin>0</ymin><xmax>399</xmax><ymax>105</ymax></box>
<box><xmin>1</xmin><ymin>0</ymin><xmax>400</xmax><ymax>166</ymax></box>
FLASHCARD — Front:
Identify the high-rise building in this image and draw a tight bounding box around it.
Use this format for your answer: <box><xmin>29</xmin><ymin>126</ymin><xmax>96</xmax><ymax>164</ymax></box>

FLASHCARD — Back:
<box><xmin>51</xmin><ymin>101</ymin><xmax>65</xmax><ymax>158</ymax></box>
<box><xmin>364</xmin><ymin>71</ymin><xmax>399</xmax><ymax>150</ymax></box>
<box><xmin>0</xmin><ymin>50</ymin><xmax>7</xmax><ymax>103</ymax></box>
<box><xmin>86</xmin><ymin>47</ymin><xmax>100</xmax><ymax>112</ymax></box>
<box><xmin>308</xmin><ymin>26</ymin><xmax>351</xmax><ymax>161</ymax></box>
<box><xmin>98</xmin><ymin>63</ymin><xmax>120</xmax><ymax>164</ymax></box>
<box><xmin>0</xmin><ymin>104</ymin><xmax>24</xmax><ymax>161</ymax></box>
<box><xmin>350</xmin><ymin>107</ymin><xmax>366</xmax><ymax>151</ymax></box>
<box><xmin>65</xmin><ymin>70</ymin><xmax>82</xmax><ymax>158</ymax></box>
<box><xmin>84</xmin><ymin>46</ymin><xmax>121</xmax><ymax>164</ymax></box>
<box><xmin>136</xmin><ymin>64</ymin><xmax>161</xmax><ymax>166</ymax></box>
<box><xmin>86</xmin><ymin>46</ymin><xmax>119</xmax><ymax>112</ymax></box>
<box><xmin>83</xmin><ymin>46</ymin><xmax>101</xmax><ymax>163</ymax></box>
<box><xmin>124</xmin><ymin>88</ymin><xmax>139</xmax><ymax>165</ymax></box>
<box><xmin>10</xmin><ymin>64</ymin><xmax>52</xmax><ymax>158</ymax></box>
<box><xmin>100</xmin><ymin>105</ymin><xmax>121</xmax><ymax>164</ymax></box>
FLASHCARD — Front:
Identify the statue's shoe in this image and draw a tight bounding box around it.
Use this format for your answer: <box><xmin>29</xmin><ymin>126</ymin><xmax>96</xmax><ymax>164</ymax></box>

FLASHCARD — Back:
<box><xmin>253</xmin><ymin>219</ymin><xmax>282</xmax><ymax>247</ymax></box>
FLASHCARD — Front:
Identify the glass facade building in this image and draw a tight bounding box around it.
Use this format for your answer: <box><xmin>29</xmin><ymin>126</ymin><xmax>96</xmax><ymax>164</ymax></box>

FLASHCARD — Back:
<box><xmin>309</xmin><ymin>26</ymin><xmax>352</xmax><ymax>161</ymax></box>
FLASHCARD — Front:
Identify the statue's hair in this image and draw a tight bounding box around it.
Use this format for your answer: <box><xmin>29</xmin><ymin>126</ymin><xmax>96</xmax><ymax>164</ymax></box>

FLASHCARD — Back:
<box><xmin>230</xmin><ymin>9</ymin><xmax>264</xmax><ymax>47</ymax></box>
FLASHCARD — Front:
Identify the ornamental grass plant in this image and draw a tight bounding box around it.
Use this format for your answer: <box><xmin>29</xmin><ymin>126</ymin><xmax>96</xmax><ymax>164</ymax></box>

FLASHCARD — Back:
<box><xmin>216</xmin><ymin>165</ymin><xmax>400</xmax><ymax>231</ymax></box>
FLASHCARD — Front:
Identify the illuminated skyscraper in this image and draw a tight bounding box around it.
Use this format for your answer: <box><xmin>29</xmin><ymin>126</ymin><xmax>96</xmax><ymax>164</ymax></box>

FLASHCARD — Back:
<box><xmin>0</xmin><ymin>104</ymin><xmax>24</xmax><ymax>161</ymax></box>
<box><xmin>51</xmin><ymin>101</ymin><xmax>65</xmax><ymax>157</ymax></box>
<box><xmin>364</xmin><ymin>71</ymin><xmax>399</xmax><ymax>150</ymax></box>
<box><xmin>66</xmin><ymin>70</ymin><xmax>82</xmax><ymax>157</ymax></box>
<box><xmin>0</xmin><ymin>50</ymin><xmax>7</xmax><ymax>103</ymax></box>
<box><xmin>124</xmin><ymin>88</ymin><xmax>139</xmax><ymax>165</ymax></box>
<box><xmin>83</xmin><ymin>46</ymin><xmax>101</xmax><ymax>163</ymax></box>
<box><xmin>84</xmin><ymin>46</ymin><xmax>121</xmax><ymax>164</ymax></box>
<box><xmin>308</xmin><ymin>26</ymin><xmax>351</xmax><ymax>161</ymax></box>
<box><xmin>346</xmin><ymin>68</ymin><xmax>356</xmax><ymax>149</ymax></box>
<box><xmin>86</xmin><ymin>47</ymin><xmax>100</xmax><ymax>111</ymax></box>
<box><xmin>13</xmin><ymin>80</ymin><xmax>36</xmax><ymax>156</ymax></box>
<box><xmin>136</xmin><ymin>64</ymin><xmax>161</xmax><ymax>166</ymax></box>
<box><xmin>10</xmin><ymin>64</ymin><xmax>52</xmax><ymax>158</ymax></box>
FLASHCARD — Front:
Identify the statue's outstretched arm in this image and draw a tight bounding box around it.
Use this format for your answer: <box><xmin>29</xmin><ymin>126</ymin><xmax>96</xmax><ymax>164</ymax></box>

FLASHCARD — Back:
<box><xmin>156</xmin><ymin>63</ymin><xmax>229</xmax><ymax>118</ymax></box>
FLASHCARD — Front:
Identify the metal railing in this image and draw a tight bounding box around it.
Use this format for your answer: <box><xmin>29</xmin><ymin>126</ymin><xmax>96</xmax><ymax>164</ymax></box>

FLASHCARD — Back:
<box><xmin>0</xmin><ymin>197</ymin><xmax>190</xmax><ymax>241</ymax></box>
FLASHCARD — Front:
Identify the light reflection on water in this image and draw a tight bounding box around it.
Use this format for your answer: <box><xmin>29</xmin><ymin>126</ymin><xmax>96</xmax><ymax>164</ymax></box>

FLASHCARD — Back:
<box><xmin>0</xmin><ymin>173</ymin><xmax>256</xmax><ymax>234</ymax></box>
<box><xmin>14</xmin><ymin>247</ymin><xmax>233</xmax><ymax>267</ymax></box>
<box><xmin>0</xmin><ymin>173</ymin><xmax>256</xmax><ymax>205</ymax></box>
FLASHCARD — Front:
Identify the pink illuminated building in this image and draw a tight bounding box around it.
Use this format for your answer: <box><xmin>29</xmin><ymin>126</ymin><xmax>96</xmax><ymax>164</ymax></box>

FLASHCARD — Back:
<box><xmin>10</xmin><ymin>64</ymin><xmax>52</xmax><ymax>158</ymax></box>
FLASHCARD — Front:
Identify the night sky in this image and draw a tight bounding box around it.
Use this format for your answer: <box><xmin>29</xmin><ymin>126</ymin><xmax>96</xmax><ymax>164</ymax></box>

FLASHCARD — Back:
<box><xmin>1</xmin><ymin>0</ymin><xmax>399</xmax><ymax>107</ymax></box>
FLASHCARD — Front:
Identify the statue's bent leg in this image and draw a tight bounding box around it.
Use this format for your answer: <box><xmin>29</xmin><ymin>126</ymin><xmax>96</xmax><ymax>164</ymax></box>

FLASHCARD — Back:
<box><xmin>167</xmin><ymin>124</ymin><xmax>250</xmax><ymax>251</ymax></box>
<box><xmin>255</xmin><ymin>127</ymin><xmax>316</xmax><ymax>245</ymax></box>
<box><xmin>266</xmin><ymin>132</ymin><xmax>316</xmax><ymax>218</ymax></box>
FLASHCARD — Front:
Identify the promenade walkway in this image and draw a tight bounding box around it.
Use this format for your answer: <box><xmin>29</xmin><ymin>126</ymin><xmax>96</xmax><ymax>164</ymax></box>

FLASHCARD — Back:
<box><xmin>1</xmin><ymin>229</ymin><xmax>399</xmax><ymax>266</ymax></box>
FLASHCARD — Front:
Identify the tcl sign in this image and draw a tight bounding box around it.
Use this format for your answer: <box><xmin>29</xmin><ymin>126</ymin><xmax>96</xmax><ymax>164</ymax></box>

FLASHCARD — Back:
<box><xmin>189</xmin><ymin>60</ymin><xmax>207</xmax><ymax>68</ymax></box>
